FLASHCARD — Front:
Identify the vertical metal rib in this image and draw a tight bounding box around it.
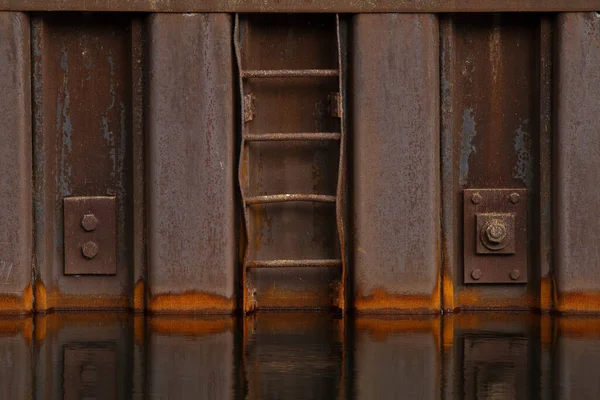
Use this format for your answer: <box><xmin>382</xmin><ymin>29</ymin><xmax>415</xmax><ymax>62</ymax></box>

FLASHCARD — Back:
<box><xmin>335</xmin><ymin>14</ymin><xmax>346</xmax><ymax>311</ymax></box>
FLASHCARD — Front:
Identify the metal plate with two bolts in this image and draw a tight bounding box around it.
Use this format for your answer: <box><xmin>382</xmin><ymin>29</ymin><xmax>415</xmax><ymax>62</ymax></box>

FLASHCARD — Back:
<box><xmin>464</xmin><ymin>189</ymin><xmax>527</xmax><ymax>284</ymax></box>
<box><xmin>63</xmin><ymin>196</ymin><xmax>117</xmax><ymax>275</ymax></box>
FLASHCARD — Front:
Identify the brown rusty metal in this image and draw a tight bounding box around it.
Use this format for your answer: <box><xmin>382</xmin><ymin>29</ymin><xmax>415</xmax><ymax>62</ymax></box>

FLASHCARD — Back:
<box><xmin>0</xmin><ymin>12</ymin><xmax>33</xmax><ymax>315</ymax></box>
<box><xmin>32</xmin><ymin>13</ymin><xmax>138</xmax><ymax>311</ymax></box>
<box><xmin>35</xmin><ymin>314</ymin><xmax>134</xmax><ymax>398</ymax></box>
<box><xmin>247</xmin><ymin>259</ymin><xmax>342</xmax><ymax>269</ymax></box>
<box><xmin>1</xmin><ymin>0</ymin><xmax>600</xmax><ymax>12</ymax></box>
<box><xmin>63</xmin><ymin>196</ymin><xmax>117</xmax><ymax>275</ymax></box>
<box><xmin>440</xmin><ymin>14</ymin><xmax>544</xmax><ymax>311</ymax></box>
<box><xmin>351</xmin><ymin>14</ymin><xmax>440</xmax><ymax>314</ymax></box>
<box><xmin>241</xmin><ymin>69</ymin><xmax>339</xmax><ymax>78</ymax></box>
<box><xmin>0</xmin><ymin>317</ymin><xmax>33</xmax><ymax>398</ymax></box>
<box><xmin>244</xmin><ymin>132</ymin><xmax>341</xmax><ymax>141</ymax></box>
<box><xmin>246</xmin><ymin>194</ymin><xmax>336</xmax><ymax>205</ymax></box>
<box><xmin>463</xmin><ymin>189</ymin><xmax>528</xmax><ymax>284</ymax></box>
<box><xmin>236</xmin><ymin>13</ymin><xmax>345</xmax><ymax>311</ymax></box>
<box><xmin>554</xmin><ymin>13</ymin><xmax>600</xmax><ymax>314</ymax></box>
<box><xmin>146</xmin><ymin>13</ymin><xmax>236</xmax><ymax>314</ymax></box>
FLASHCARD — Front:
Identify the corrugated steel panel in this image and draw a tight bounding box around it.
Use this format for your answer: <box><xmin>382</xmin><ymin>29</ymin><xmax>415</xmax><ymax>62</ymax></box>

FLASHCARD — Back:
<box><xmin>440</xmin><ymin>14</ymin><xmax>548</xmax><ymax>311</ymax></box>
<box><xmin>1</xmin><ymin>0</ymin><xmax>600</xmax><ymax>12</ymax></box>
<box><xmin>148</xmin><ymin>317</ymin><xmax>236</xmax><ymax>399</ymax></box>
<box><xmin>554</xmin><ymin>13</ymin><xmax>600</xmax><ymax>313</ymax></box>
<box><xmin>354</xmin><ymin>317</ymin><xmax>440</xmax><ymax>400</ymax></box>
<box><xmin>32</xmin><ymin>13</ymin><xmax>139</xmax><ymax>310</ymax></box>
<box><xmin>0</xmin><ymin>13</ymin><xmax>32</xmax><ymax>314</ymax></box>
<box><xmin>351</xmin><ymin>14</ymin><xmax>440</xmax><ymax>314</ymax></box>
<box><xmin>146</xmin><ymin>13</ymin><xmax>236</xmax><ymax>314</ymax></box>
<box><xmin>0</xmin><ymin>318</ymin><xmax>33</xmax><ymax>398</ymax></box>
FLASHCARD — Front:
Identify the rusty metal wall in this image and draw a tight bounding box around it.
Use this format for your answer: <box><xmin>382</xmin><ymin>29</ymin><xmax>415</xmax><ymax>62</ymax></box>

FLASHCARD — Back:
<box><xmin>0</xmin><ymin>318</ymin><xmax>32</xmax><ymax>398</ymax></box>
<box><xmin>0</xmin><ymin>13</ymin><xmax>32</xmax><ymax>314</ymax></box>
<box><xmin>32</xmin><ymin>13</ymin><xmax>141</xmax><ymax>311</ymax></box>
<box><xmin>351</xmin><ymin>14</ymin><xmax>440</xmax><ymax>314</ymax></box>
<box><xmin>440</xmin><ymin>13</ymin><xmax>551</xmax><ymax>311</ymax></box>
<box><xmin>554</xmin><ymin>13</ymin><xmax>600</xmax><ymax>314</ymax></box>
<box><xmin>146</xmin><ymin>13</ymin><xmax>236</xmax><ymax>314</ymax></box>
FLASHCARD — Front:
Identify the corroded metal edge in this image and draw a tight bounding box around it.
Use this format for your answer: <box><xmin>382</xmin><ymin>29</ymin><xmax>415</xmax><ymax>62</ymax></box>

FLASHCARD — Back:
<box><xmin>2</xmin><ymin>0</ymin><xmax>600</xmax><ymax>12</ymax></box>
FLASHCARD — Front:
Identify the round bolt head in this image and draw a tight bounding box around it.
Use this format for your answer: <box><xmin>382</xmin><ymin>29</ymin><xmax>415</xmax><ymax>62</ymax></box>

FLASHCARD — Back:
<box><xmin>510</xmin><ymin>193</ymin><xmax>520</xmax><ymax>204</ymax></box>
<box><xmin>471</xmin><ymin>269</ymin><xmax>482</xmax><ymax>280</ymax></box>
<box><xmin>510</xmin><ymin>269</ymin><xmax>520</xmax><ymax>280</ymax></box>
<box><xmin>471</xmin><ymin>193</ymin><xmax>482</xmax><ymax>204</ymax></box>
<box><xmin>81</xmin><ymin>241</ymin><xmax>99</xmax><ymax>259</ymax></box>
<box><xmin>81</xmin><ymin>214</ymin><xmax>98</xmax><ymax>231</ymax></box>
<box><xmin>485</xmin><ymin>221</ymin><xmax>507</xmax><ymax>244</ymax></box>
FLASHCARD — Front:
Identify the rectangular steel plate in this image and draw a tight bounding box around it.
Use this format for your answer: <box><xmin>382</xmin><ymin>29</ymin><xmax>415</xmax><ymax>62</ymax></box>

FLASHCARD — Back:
<box><xmin>464</xmin><ymin>189</ymin><xmax>527</xmax><ymax>284</ymax></box>
<box><xmin>63</xmin><ymin>346</ymin><xmax>117</xmax><ymax>400</ymax></box>
<box><xmin>64</xmin><ymin>196</ymin><xmax>117</xmax><ymax>275</ymax></box>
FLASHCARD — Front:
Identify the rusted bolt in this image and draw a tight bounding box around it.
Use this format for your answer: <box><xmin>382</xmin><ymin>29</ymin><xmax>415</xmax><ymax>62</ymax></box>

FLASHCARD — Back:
<box><xmin>510</xmin><ymin>269</ymin><xmax>520</xmax><ymax>280</ymax></box>
<box><xmin>485</xmin><ymin>221</ymin><xmax>507</xmax><ymax>244</ymax></box>
<box><xmin>81</xmin><ymin>214</ymin><xmax>98</xmax><ymax>231</ymax></box>
<box><xmin>471</xmin><ymin>269</ymin><xmax>481</xmax><ymax>280</ymax></box>
<box><xmin>510</xmin><ymin>193</ymin><xmax>520</xmax><ymax>204</ymax></box>
<box><xmin>82</xmin><ymin>241</ymin><xmax>99</xmax><ymax>259</ymax></box>
<box><xmin>471</xmin><ymin>193</ymin><xmax>482</xmax><ymax>204</ymax></box>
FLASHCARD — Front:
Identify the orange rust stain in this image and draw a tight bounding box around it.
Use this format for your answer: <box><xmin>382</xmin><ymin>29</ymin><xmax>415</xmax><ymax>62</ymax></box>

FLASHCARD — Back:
<box><xmin>244</xmin><ymin>313</ymin><xmax>341</xmax><ymax>334</ymax></box>
<box><xmin>556</xmin><ymin>291</ymin><xmax>600</xmax><ymax>314</ymax></box>
<box><xmin>35</xmin><ymin>282</ymin><xmax>47</xmax><ymax>311</ymax></box>
<box><xmin>540</xmin><ymin>276</ymin><xmax>554</xmax><ymax>311</ymax></box>
<box><xmin>0</xmin><ymin>282</ymin><xmax>34</xmax><ymax>314</ymax></box>
<box><xmin>540</xmin><ymin>315</ymin><xmax>553</xmax><ymax>346</ymax></box>
<box><xmin>35</xmin><ymin>313</ymin><xmax>129</xmax><ymax>343</ymax></box>
<box><xmin>39</xmin><ymin>291</ymin><xmax>129</xmax><ymax>311</ymax></box>
<box><xmin>455</xmin><ymin>287</ymin><xmax>537</xmax><ymax>310</ymax></box>
<box><xmin>149</xmin><ymin>291</ymin><xmax>235</xmax><ymax>314</ymax></box>
<box><xmin>442</xmin><ymin>270</ymin><xmax>455</xmax><ymax>311</ymax></box>
<box><xmin>150</xmin><ymin>317</ymin><xmax>234</xmax><ymax>335</ymax></box>
<box><xmin>354</xmin><ymin>278</ymin><xmax>441</xmax><ymax>314</ymax></box>
<box><xmin>442</xmin><ymin>315</ymin><xmax>454</xmax><ymax>348</ymax></box>
<box><xmin>134</xmin><ymin>315</ymin><xmax>145</xmax><ymax>345</ymax></box>
<box><xmin>356</xmin><ymin>317</ymin><xmax>441</xmax><ymax>346</ymax></box>
<box><xmin>133</xmin><ymin>279</ymin><xmax>145</xmax><ymax>312</ymax></box>
<box><xmin>0</xmin><ymin>317</ymin><xmax>33</xmax><ymax>344</ymax></box>
<box><xmin>558</xmin><ymin>318</ymin><xmax>600</xmax><ymax>338</ymax></box>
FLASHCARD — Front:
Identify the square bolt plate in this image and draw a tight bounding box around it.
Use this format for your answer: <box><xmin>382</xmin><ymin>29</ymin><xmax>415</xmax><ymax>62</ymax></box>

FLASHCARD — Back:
<box><xmin>464</xmin><ymin>189</ymin><xmax>527</xmax><ymax>284</ymax></box>
<box><xmin>63</xmin><ymin>196</ymin><xmax>117</xmax><ymax>275</ymax></box>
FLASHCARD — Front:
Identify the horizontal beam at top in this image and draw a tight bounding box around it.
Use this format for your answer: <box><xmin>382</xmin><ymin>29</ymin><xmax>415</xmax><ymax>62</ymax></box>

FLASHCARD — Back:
<box><xmin>3</xmin><ymin>0</ymin><xmax>600</xmax><ymax>12</ymax></box>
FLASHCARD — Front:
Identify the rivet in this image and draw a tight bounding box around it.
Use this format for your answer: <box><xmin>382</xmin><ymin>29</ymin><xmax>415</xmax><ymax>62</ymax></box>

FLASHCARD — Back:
<box><xmin>82</xmin><ymin>241</ymin><xmax>99</xmax><ymax>259</ymax></box>
<box><xmin>471</xmin><ymin>269</ymin><xmax>482</xmax><ymax>280</ymax></box>
<box><xmin>510</xmin><ymin>193</ymin><xmax>520</xmax><ymax>204</ymax></box>
<box><xmin>81</xmin><ymin>214</ymin><xmax>98</xmax><ymax>231</ymax></box>
<box><xmin>471</xmin><ymin>193</ymin><xmax>482</xmax><ymax>204</ymax></box>
<box><xmin>510</xmin><ymin>269</ymin><xmax>520</xmax><ymax>280</ymax></box>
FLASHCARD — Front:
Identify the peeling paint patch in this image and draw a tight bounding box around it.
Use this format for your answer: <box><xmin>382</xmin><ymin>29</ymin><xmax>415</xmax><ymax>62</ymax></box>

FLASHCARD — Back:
<box><xmin>459</xmin><ymin>107</ymin><xmax>477</xmax><ymax>186</ymax></box>
<box><xmin>513</xmin><ymin>119</ymin><xmax>532</xmax><ymax>187</ymax></box>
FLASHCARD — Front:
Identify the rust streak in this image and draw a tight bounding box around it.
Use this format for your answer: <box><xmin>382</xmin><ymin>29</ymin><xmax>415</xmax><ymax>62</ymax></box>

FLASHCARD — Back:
<box><xmin>148</xmin><ymin>291</ymin><xmax>235</xmax><ymax>314</ymax></box>
<box><xmin>0</xmin><ymin>282</ymin><xmax>33</xmax><ymax>314</ymax></box>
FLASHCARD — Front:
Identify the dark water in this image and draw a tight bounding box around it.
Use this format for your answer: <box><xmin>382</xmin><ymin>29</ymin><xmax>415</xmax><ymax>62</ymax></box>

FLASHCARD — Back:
<box><xmin>2</xmin><ymin>312</ymin><xmax>600</xmax><ymax>399</ymax></box>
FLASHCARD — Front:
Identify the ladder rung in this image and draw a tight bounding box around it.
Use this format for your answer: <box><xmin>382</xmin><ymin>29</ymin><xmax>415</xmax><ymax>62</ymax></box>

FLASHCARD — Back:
<box><xmin>246</xmin><ymin>194</ymin><xmax>336</xmax><ymax>205</ymax></box>
<box><xmin>247</xmin><ymin>259</ymin><xmax>343</xmax><ymax>269</ymax></box>
<box><xmin>244</xmin><ymin>133</ymin><xmax>341</xmax><ymax>142</ymax></box>
<box><xmin>241</xmin><ymin>69</ymin><xmax>339</xmax><ymax>78</ymax></box>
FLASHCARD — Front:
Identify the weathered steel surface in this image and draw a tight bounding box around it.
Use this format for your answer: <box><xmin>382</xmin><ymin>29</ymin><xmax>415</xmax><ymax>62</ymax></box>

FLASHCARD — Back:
<box><xmin>442</xmin><ymin>314</ymin><xmax>542</xmax><ymax>399</ymax></box>
<box><xmin>354</xmin><ymin>317</ymin><xmax>440</xmax><ymax>400</ymax></box>
<box><xmin>0</xmin><ymin>318</ymin><xmax>33</xmax><ymax>399</ymax></box>
<box><xmin>243</xmin><ymin>313</ymin><xmax>345</xmax><ymax>399</ymax></box>
<box><xmin>32</xmin><ymin>13</ymin><xmax>138</xmax><ymax>310</ymax></box>
<box><xmin>148</xmin><ymin>317</ymin><xmax>236</xmax><ymax>399</ymax></box>
<box><xmin>463</xmin><ymin>189</ymin><xmax>528</xmax><ymax>284</ymax></box>
<box><xmin>351</xmin><ymin>14</ymin><xmax>440</xmax><ymax>314</ymax></box>
<box><xmin>441</xmin><ymin>14</ymin><xmax>546</xmax><ymax>311</ymax></box>
<box><xmin>146</xmin><ymin>13</ymin><xmax>236</xmax><ymax>314</ymax></box>
<box><xmin>0</xmin><ymin>0</ymin><xmax>599</xmax><ymax>12</ymax></box>
<box><xmin>0</xmin><ymin>13</ymin><xmax>32</xmax><ymax>314</ymax></box>
<box><xmin>554</xmin><ymin>13</ymin><xmax>600</xmax><ymax>314</ymax></box>
<box><xmin>555</xmin><ymin>319</ymin><xmax>600</xmax><ymax>398</ymax></box>
<box><xmin>237</xmin><ymin>14</ymin><xmax>344</xmax><ymax>311</ymax></box>
<box><xmin>34</xmin><ymin>314</ymin><xmax>134</xmax><ymax>398</ymax></box>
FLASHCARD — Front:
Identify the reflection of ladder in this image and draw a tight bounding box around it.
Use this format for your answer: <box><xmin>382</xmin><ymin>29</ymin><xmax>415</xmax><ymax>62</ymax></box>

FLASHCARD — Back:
<box><xmin>234</xmin><ymin>14</ymin><xmax>346</xmax><ymax>313</ymax></box>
